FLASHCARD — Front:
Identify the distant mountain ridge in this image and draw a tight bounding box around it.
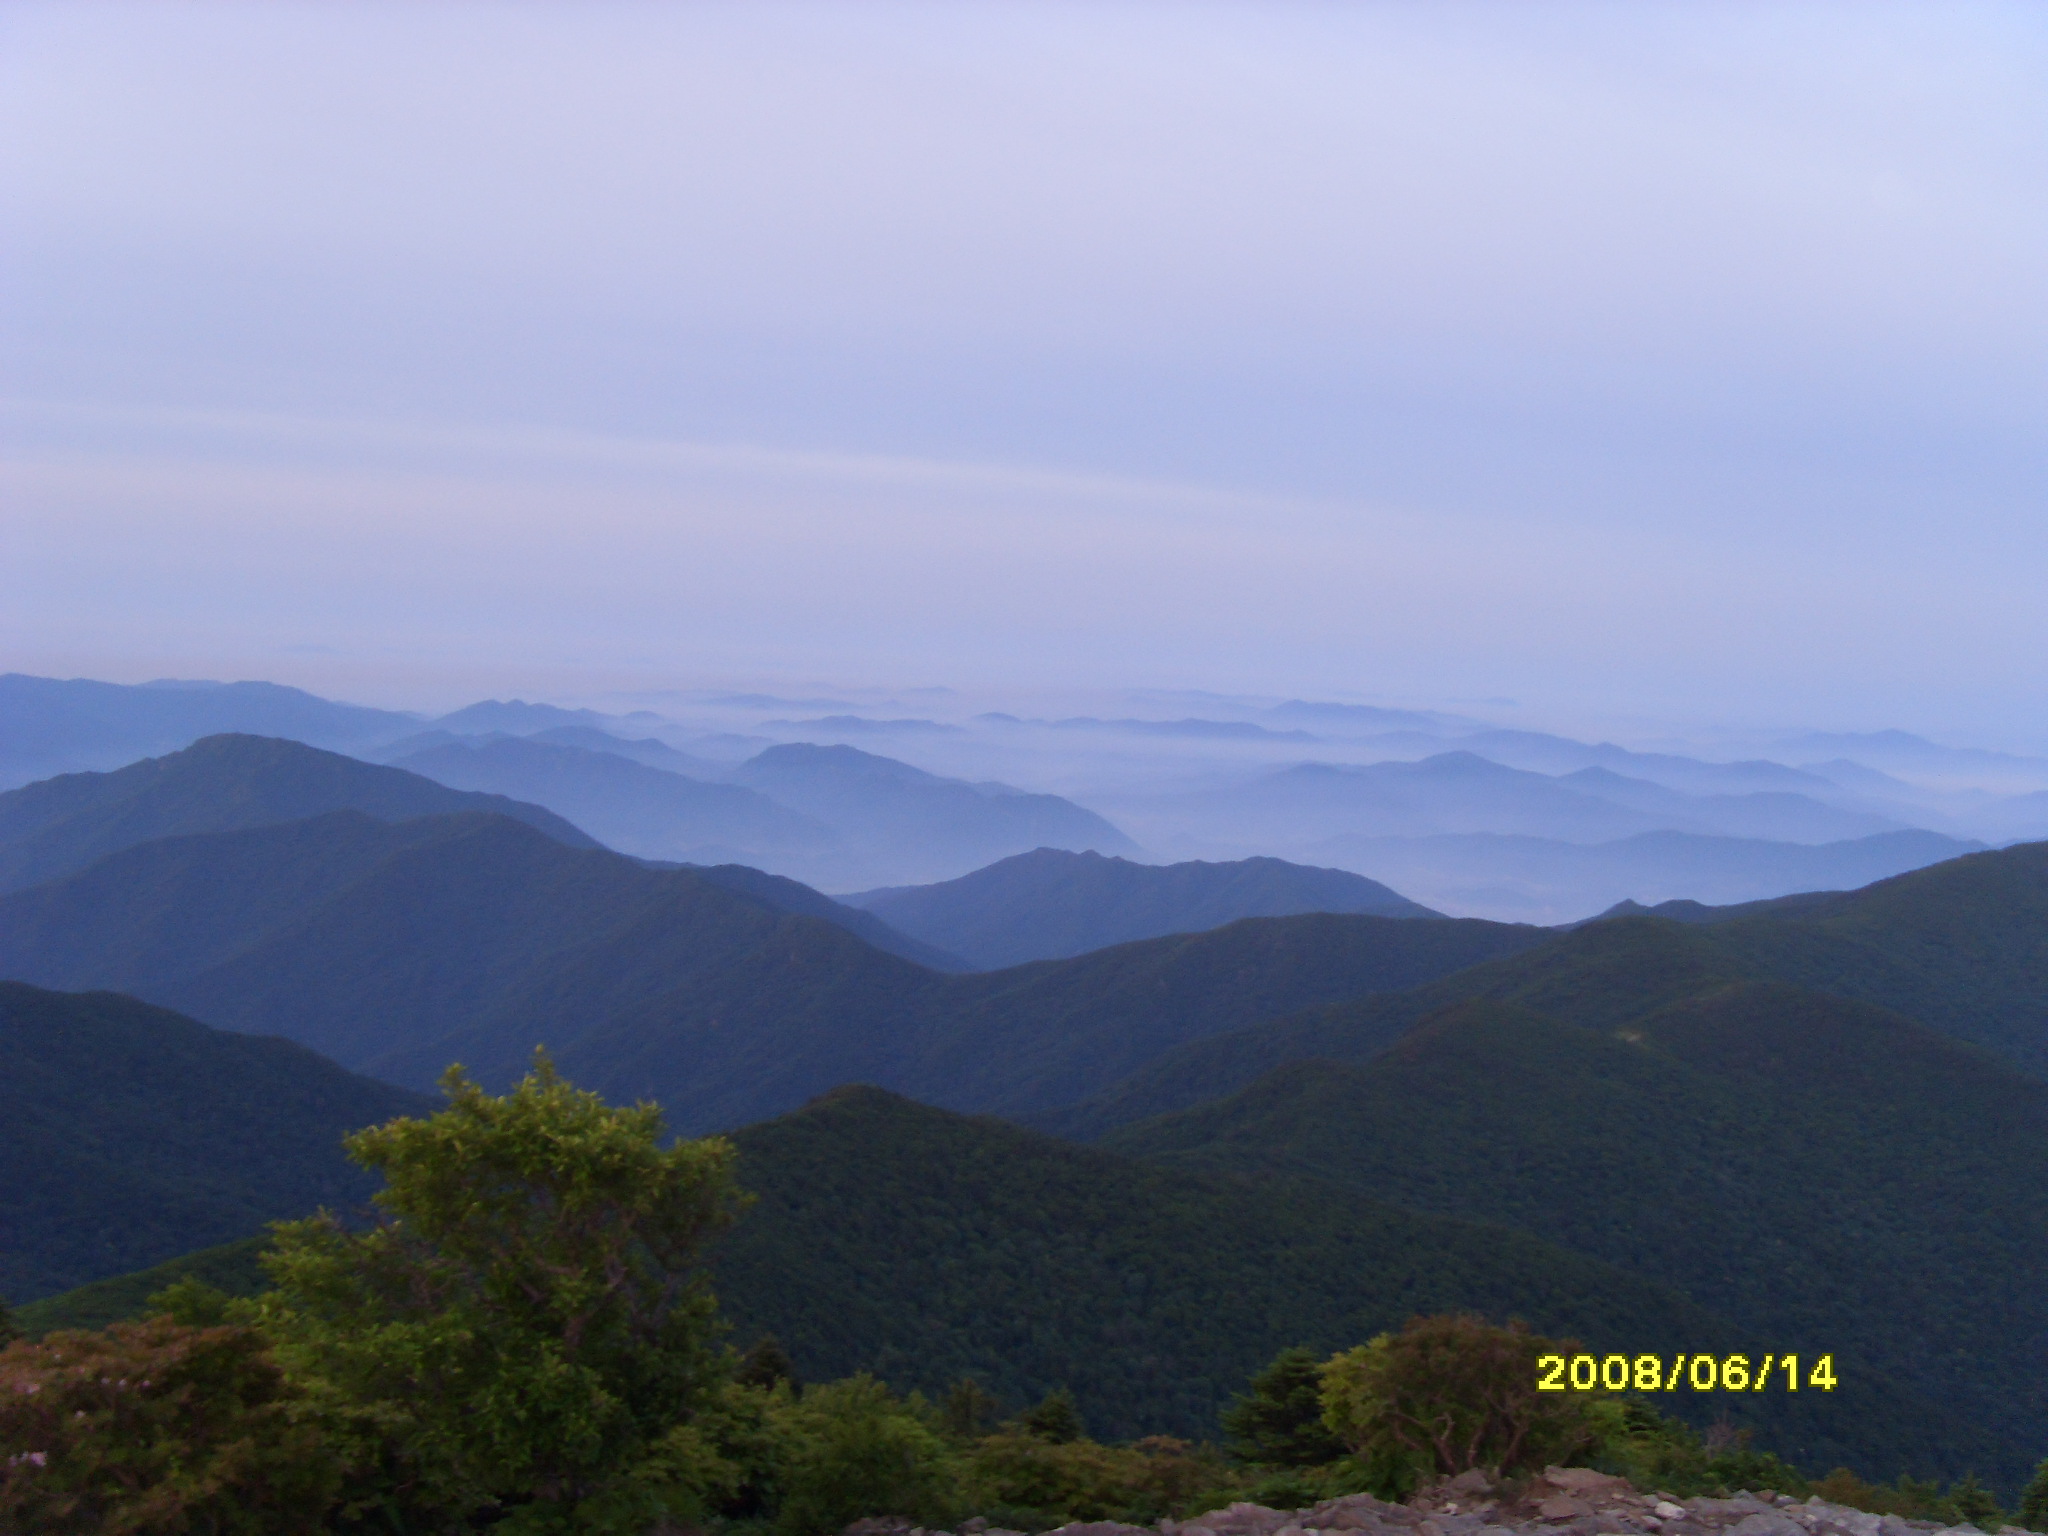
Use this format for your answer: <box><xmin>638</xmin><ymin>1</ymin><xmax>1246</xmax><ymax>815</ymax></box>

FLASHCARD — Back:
<box><xmin>1045</xmin><ymin>839</ymin><xmax>2048</xmax><ymax>1138</ymax></box>
<box><xmin>390</xmin><ymin>735</ymin><xmax>830</xmax><ymax>862</ymax></box>
<box><xmin>728</xmin><ymin>741</ymin><xmax>1139</xmax><ymax>887</ymax></box>
<box><xmin>847</xmin><ymin>848</ymin><xmax>1438</xmax><ymax>968</ymax></box>
<box><xmin>0</xmin><ymin>808</ymin><xmax>1542</xmax><ymax>1132</ymax></box>
<box><xmin>387</xmin><ymin>732</ymin><xmax>1141</xmax><ymax>890</ymax></box>
<box><xmin>1299</xmin><ymin>827</ymin><xmax>1982</xmax><ymax>925</ymax></box>
<box><xmin>1187</xmin><ymin>750</ymin><xmax>1903</xmax><ymax>846</ymax></box>
<box><xmin>0</xmin><ymin>673</ymin><xmax>418</xmax><ymax>788</ymax></box>
<box><xmin>0</xmin><ymin>733</ymin><xmax>598</xmax><ymax>894</ymax></box>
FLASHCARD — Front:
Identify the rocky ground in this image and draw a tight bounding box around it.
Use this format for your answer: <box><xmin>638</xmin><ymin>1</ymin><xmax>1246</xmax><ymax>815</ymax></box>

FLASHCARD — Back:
<box><xmin>848</xmin><ymin>1466</ymin><xmax>2041</xmax><ymax>1536</ymax></box>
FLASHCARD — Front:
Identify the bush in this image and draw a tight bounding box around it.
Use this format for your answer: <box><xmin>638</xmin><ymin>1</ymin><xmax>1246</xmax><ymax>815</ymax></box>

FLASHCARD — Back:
<box><xmin>963</xmin><ymin>1429</ymin><xmax>1229</xmax><ymax>1528</ymax></box>
<box><xmin>0</xmin><ymin>1317</ymin><xmax>341</xmax><ymax>1535</ymax></box>
<box><xmin>768</xmin><ymin>1374</ymin><xmax>958</xmax><ymax>1536</ymax></box>
<box><xmin>1320</xmin><ymin>1314</ymin><xmax>1601</xmax><ymax>1480</ymax></box>
<box><xmin>1587</xmin><ymin>1399</ymin><xmax>1809</xmax><ymax>1500</ymax></box>
<box><xmin>1811</xmin><ymin>1468</ymin><xmax>2011</xmax><ymax>1527</ymax></box>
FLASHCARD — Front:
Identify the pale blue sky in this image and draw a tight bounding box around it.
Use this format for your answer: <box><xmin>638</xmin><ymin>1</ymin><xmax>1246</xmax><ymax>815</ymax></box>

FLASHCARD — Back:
<box><xmin>3</xmin><ymin>3</ymin><xmax>2045</xmax><ymax>741</ymax></box>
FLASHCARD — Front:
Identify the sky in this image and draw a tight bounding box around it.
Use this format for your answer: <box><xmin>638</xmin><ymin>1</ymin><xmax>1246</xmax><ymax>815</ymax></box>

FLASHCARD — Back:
<box><xmin>3</xmin><ymin>2</ymin><xmax>2045</xmax><ymax>742</ymax></box>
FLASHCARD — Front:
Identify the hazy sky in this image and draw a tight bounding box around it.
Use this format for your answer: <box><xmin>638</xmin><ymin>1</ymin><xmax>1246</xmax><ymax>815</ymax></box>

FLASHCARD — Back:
<box><xmin>3</xmin><ymin>3</ymin><xmax>2045</xmax><ymax>739</ymax></box>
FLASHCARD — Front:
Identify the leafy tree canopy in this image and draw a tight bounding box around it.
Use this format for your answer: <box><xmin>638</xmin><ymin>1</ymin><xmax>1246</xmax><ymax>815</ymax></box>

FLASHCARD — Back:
<box><xmin>1320</xmin><ymin>1314</ymin><xmax>1599</xmax><ymax>1481</ymax></box>
<box><xmin>246</xmin><ymin>1050</ymin><xmax>746</xmax><ymax>1532</ymax></box>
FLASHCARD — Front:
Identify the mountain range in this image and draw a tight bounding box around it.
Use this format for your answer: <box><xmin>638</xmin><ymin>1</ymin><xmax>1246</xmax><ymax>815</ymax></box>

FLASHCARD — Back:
<box><xmin>390</xmin><ymin>732</ymin><xmax>1140</xmax><ymax>889</ymax></box>
<box><xmin>0</xmin><ymin>673</ymin><xmax>419</xmax><ymax>787</ymax></box>
<box><xmin>846</xmin><ymin>848</ymin><xmax>1437</xmax><ymax>968</ymax></box>
<box><xmin>0</xmin><ymin>732</ymin><xmax>597</xmax><ymax>894</ymax></box>
<box><xmin>11</xmin><ymin>672</ymin><xmax>2046</xmax><ymax>923</ymax></box>
<box><xmin>0</xmin><ymin>739</ymin><xmax>1542</xmax><ymax>1129</ymax></box>
<box><xmin>1040</xmin><ymin>840</ymin><xmax>2048</xmax><ymax>1139</ymax></box>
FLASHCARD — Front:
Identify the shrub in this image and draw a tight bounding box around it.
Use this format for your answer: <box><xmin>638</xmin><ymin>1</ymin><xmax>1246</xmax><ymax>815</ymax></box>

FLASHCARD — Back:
<box><xmin>769</xmin><ymin>1374</ymin><xmax>958</xmax><ymax>1536</ymax></box>
<box><xmin>1320</xmin><ymin>1314</ymin><xmax>1601</xmax><ymax>1480</ymax></box>
<box><xmin>0</xmin><ymin>1317</ymin><xmax>341</xmax><ymax>1535</ymax></box>
<box><xmin>963</xmin><ymin>1429</ymin><xmax>1229</xmax><ymax>1527</ymax></box>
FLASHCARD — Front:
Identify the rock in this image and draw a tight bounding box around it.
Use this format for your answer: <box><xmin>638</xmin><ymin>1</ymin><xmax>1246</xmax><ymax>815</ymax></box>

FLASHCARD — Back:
<box><xmin>1727</xmin><ymin>1514</ymin><xmax>1803</xmax><ymax>1536</ymax></box>
<box><xmin>1046</xmin><ymin>1524</ymin><xmax>1151</xmax><ymax>1536</ymax></box>
<box><xmin>1544</xmin><ymin>1471</ymin><xmax>1633</xmax><ymax>1499</ymax></box>
<box><xmin>1539</xmin><ymin>1500</ymin><xmax>1596</xmax><ymax>1522</ymax></box>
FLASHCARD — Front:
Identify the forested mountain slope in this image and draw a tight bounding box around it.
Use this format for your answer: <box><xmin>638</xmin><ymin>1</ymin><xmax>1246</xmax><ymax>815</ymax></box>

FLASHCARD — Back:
<box><xmin>1046</xmin><ymin>840</ymin><xmax>2048</xmax><ymax>1136</ymax></box>
<box><xmin>845</xmin><ymin>847</ymin><xmax>1436</xmax><ymax>968</ymax></box>
<box><xmin>1104</xmin><ymin>984</ymin><xmax>2048</xmax><ymax>1485</ymax></box>
<box><xmin>0</xmin><ymin>811</ymin><xmax>1542</xmax><ymax>1131</ymax></box>
<box><xmin>0</xmin><ymin>733</ymin><xmax>595</xmax><ymax>893</ymax></box>
<box><xmin>0</xmin><ymin>982</ymin><xmax>430</xmax><ymax>1301</ymax></box>
<box><xmin>20</xmin><ymin>1082</ymin><xmax>1988</xmax><ymax>1484</ymax></box>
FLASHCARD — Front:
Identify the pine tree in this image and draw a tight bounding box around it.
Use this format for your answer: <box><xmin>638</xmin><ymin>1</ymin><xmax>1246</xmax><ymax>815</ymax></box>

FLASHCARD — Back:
<box><xmin>2018</xmin><ymin>1460</ymin><xmax>2048</xmax><ymax>1533</ymax></box>
<box><xmin>1018</xmin><ymin>1387</ymin><xmax>1085</xmax><ymax>1444</ymax></box>
<box><xmin>1222</xmin><ymin>1345</ymin><xmax>1345</xmax><ymax>1466</ymax></box>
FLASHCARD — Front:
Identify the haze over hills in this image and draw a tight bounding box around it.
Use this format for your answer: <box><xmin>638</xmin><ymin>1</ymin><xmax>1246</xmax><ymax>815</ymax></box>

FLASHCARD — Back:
<box><xmin>389</xmin><ymin>735</ymin><xmax>832</xmax><ymax>864</ymax></box>
<box><xmin>7</xmin><ymin>672</ymin><xmax>2045</xmax><ymax>919</ymax></box>
<box><xmin>846</xmin><ymin>847</ymin><xmax>1438</xmax><ymax>969</ymax></box>
<box><xmin>725</xmin><ymin>742</ymin><xmax>1141</xmax><ymax>888</ymax></box>
<box><xmin>0</xmin><ymin>981</ymin><xmax>431</xmax><ymax>1301</ymax></box>
<box><xmin>1298</xmin><ymin>827</ymin><xmax>1982</xmax><ymax>926</ymax></box>
<box><xmin>1102</xmin><ymin>984</ymin><xmax>2048</xmax><ymax>1486</ymax></box>
<box><xmin>0</xmin><ymin>805</ymin><xmax>1543</xmax><ymax>1131</ymax></box>
<box><xmin>0</xmin><ymin>732</ymin><xmax>598</xmax><ymax>894</ymax></box>
<box><xmin>0</xmin><ymin>673</ymin><xmax>418</xmax><ymax>788</ymax></box>
<box><xmin>387</xmin><ymin>731</ymin><xmax>1142</xmax><ymax>890</ymax></box>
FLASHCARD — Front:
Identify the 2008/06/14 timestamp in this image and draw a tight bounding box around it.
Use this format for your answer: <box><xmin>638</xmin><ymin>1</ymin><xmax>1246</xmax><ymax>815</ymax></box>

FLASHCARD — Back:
<box><xmin>1537</xmin><ymin>1354</ymin><xmax>1837</xmax><ymax>1393</ymax></box>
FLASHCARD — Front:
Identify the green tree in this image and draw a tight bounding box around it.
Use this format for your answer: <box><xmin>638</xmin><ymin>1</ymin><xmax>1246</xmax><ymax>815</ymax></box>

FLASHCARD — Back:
<box><xmin>1945</xmin><ymin>1473</ymin><xmax>2003</xmax><ymax>1530</ymax></box>
<box><xmin>1223</xmin><ymin>1346</ymin><xmax>1346</xmax><ymax>1466</ymax></box>
<box><xmin>0</xmin><ymin>1296</ymin><xmax>18</xmax><ymax>1347</ymax></box>
<box><xmin>1019</xmin><ymin>1387</ymin><xmax>1086</xmax><ymax>1444</ymax></box>
<box><xmin>249</xmin><ymin>1052</ymin><xmax>746</xmax><ymax>1533</ymax></box>
<box><xmin>942</xmin><ymin>1378</ymin><xmax>1002</xmax><ymax>1441</ymax></box>
<box><xmin>2020</xmin><ymin>1459</ymin><xmax>2048</xmax><ymax>1532</ymax></box>
<box><xmin>738</xmin><ymin>1335</ymin><xmax>798</xmax><ymax>1392</ymax></box>
<box><xmin>769</xmin><ymin>1374</ymin><xmax>957</xmax><ymax>1536</ymax></box>
<box><xmin>1320</xmin><ymin>1314</ymin><xmax>1599</xmax><ymax>1480</ymax></box>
